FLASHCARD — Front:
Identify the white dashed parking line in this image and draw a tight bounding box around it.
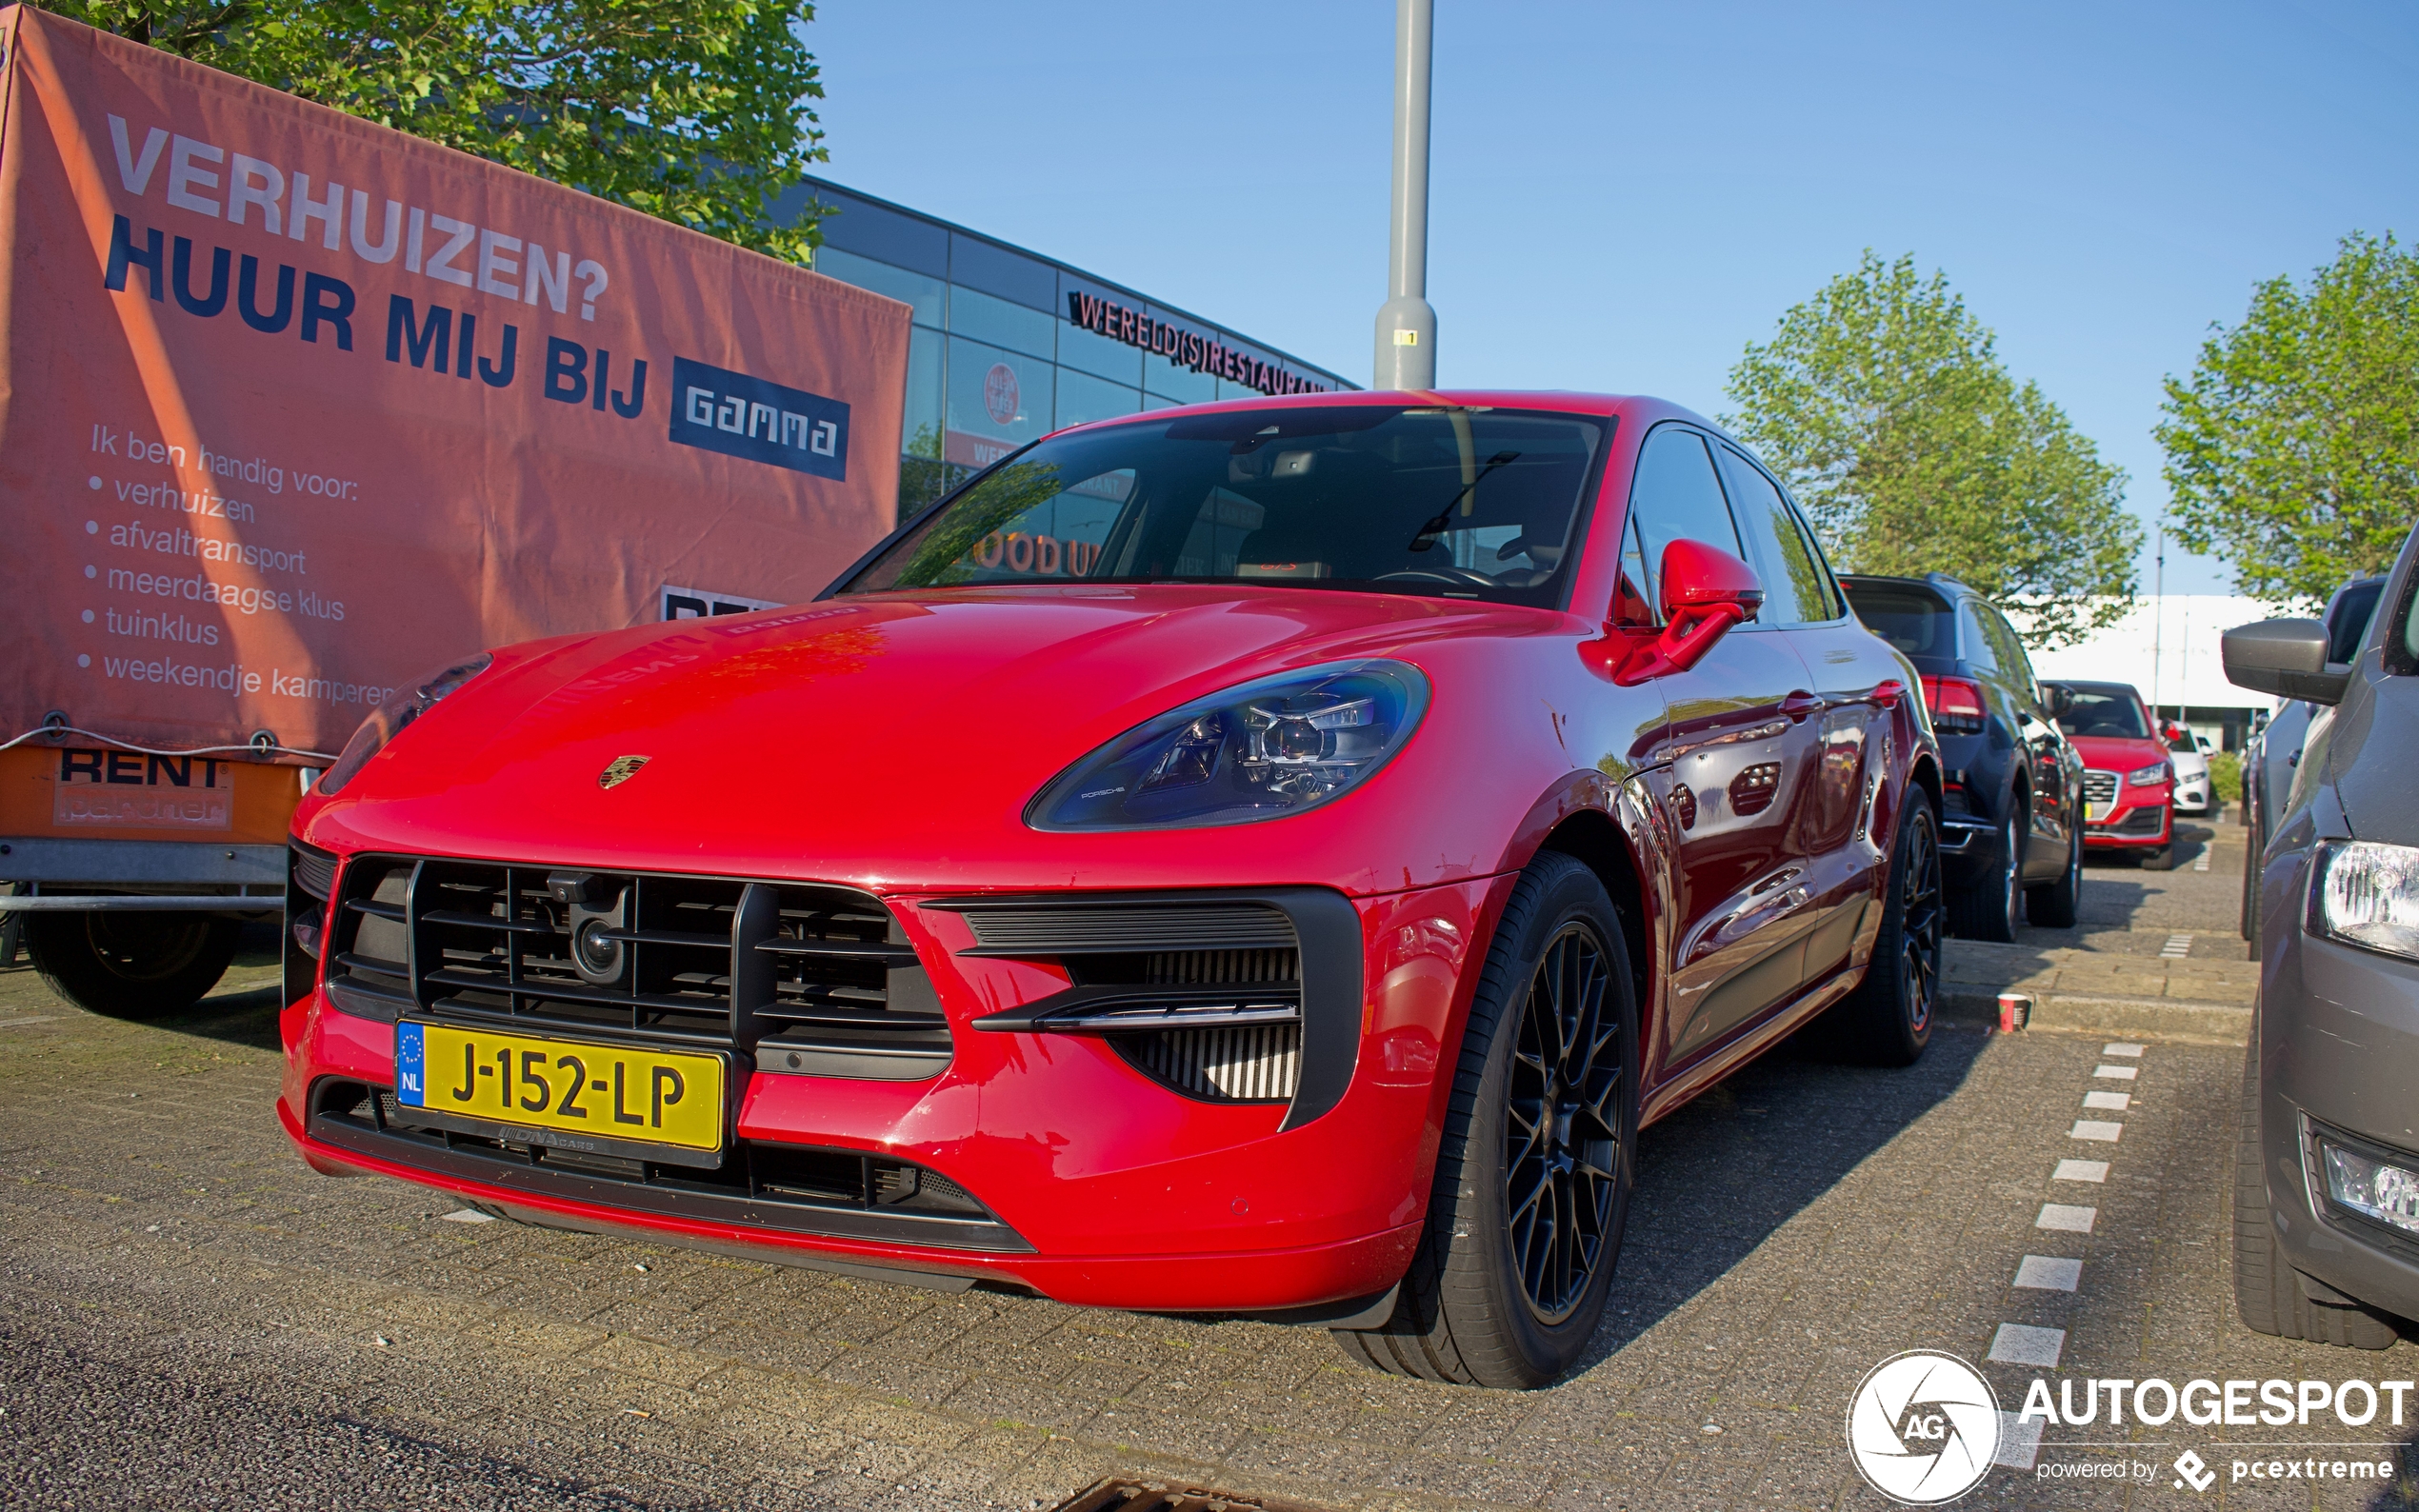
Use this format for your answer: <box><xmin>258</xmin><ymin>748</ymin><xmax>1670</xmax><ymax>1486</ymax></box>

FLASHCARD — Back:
<box><xmin>2037</xmin><ymin>1204</ymin><xmax>2097</xmax><ymax>1233</ymax></box>
<box><xmin>2071</xmin><ymin>1121</ymin><xmax>2124</xmax><ymax>1142</ymax></box>
<box><xmin>2015</xmin><ymin>1256</ymin><xmax>2084</xmax><ymax>1291</ymax></box>
<box><xmin>2093</xmin><ymin>1064</ymin><xmax>2139</xmax><ymax>1081</ymax></box>
<box><xmin>2084</xmin><ymin>1090</ymin><xmax>2131</xmax><ymax>1111</ymax></box>
<box><xmin>2102</xmin><ymin>1043</ymin><xmax>2144</xmax><ymax>1058</ymax></box>
<box><xmin>2161</xmin><ymin>932</ymin><xmax>2193</xmax><ymax>958</ymax></box>
<box><xmin>2053</xmin><ymin>1159</ymin><xmax>2109</xmax><ymax>1183</ymax></box>
<box><xmin>440</xmin><ymin>1210</ymin><xmax>496</xmax><ymax>1224</ymax></box>
<box><xmin>1989</xmin><ymin>1323</ymin><xmax>2067</xmax><ymax>1366</ymax></box>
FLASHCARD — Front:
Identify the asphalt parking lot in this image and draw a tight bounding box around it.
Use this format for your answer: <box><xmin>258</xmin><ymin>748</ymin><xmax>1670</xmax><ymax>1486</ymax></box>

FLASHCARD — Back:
<box><xmin>7</xmin><ymin>814</ymin><xmax>2419</xmax><ymax>1511</ymax></box>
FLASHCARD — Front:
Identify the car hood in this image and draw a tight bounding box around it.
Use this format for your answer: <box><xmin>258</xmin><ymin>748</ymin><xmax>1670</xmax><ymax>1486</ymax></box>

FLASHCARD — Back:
<box><xmin>2325</xmin><ymin>668</ymin><xmax>2419</xmax><ymax>844</ymax></box>
<box><xmin>2067</xmin><ymin>735</ymin><xmax>2169</xmax><ymax>774</ymax></box>
<box><xmin>300</xmin><ymin>584</ymin><xmax>1576</xmax><ymax>884</ymax></box>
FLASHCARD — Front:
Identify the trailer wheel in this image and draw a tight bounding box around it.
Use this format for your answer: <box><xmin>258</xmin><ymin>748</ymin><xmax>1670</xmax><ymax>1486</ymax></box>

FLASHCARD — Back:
<box><xmin>22</xmin><ymin>910</ymin><xmax>240</xmax><ymax>1019</ymax></box>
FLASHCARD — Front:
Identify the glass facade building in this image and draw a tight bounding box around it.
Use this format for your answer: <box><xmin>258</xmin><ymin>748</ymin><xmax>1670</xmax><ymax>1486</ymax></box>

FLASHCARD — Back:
<box><xmin>776</xmin><ymin>177</ymin><xmax>1355</xmax><ymax>519</ymax></box>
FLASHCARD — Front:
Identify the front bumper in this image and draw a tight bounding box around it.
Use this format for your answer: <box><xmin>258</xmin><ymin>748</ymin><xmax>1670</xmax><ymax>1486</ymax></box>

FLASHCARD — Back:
<box><xmin>2258</xmin><ymin>891</ymin><xmax>2419</xmax><ymax>1323</ymax></box>
<box><xmin>279</xmin><ymin>874</ymin><xmax>1509</xmax><ymax>1313</ymax></box>
<box><xmin>2084</xmin><ymin>789</ymin><xmax>2171</xmax><ymax>850</ymax></box>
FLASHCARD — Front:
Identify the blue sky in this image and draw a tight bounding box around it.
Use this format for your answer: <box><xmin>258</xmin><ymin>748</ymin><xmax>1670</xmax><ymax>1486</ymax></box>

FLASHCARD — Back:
<box><xmin>806</xmin><ymin>2</ymin><xmax>2418</xmax><ymax>596</ymax></box>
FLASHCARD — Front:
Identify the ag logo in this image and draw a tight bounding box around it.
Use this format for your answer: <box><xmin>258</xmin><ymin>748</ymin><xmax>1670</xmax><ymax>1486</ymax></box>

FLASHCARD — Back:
<box><xmin>1846</xmin><ymin>1350</ymin><xmax>2001</xmax><ymax>1503</ymax></box>
<box><xmin>597</xmin><ymin>755</ymin><xmax>650</xmax><ymax>790</ymax></box>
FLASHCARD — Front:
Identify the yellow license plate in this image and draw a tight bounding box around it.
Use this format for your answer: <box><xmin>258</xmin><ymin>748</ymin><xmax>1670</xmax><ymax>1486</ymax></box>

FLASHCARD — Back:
<box><xmin>394</xmin><ymin>1022</ymin><xmax>725</xmax><ymax>1151</ymax></box>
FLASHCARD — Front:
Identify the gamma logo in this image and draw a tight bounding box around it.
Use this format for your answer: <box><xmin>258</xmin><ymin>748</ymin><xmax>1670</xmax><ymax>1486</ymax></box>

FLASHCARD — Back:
<box><xmin>1847</xmin><ymin>1350</ymin><xmax>2002</xmax><ymax>1503</ymax></box>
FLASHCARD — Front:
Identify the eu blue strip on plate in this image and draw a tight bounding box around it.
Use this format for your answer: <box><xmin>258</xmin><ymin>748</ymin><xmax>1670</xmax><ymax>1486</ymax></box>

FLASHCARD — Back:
<box><xmin>394</xmin><ymin>1022</ymin><xmax>426</xmax><ymax>1106</ymax></box>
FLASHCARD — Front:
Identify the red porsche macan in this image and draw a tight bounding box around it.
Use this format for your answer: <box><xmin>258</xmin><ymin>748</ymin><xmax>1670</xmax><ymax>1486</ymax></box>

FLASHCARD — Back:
<box><xmin>280</xmin><ymin>392</ymin><xmax>1945</xmax><ymax>1387</ymax></box>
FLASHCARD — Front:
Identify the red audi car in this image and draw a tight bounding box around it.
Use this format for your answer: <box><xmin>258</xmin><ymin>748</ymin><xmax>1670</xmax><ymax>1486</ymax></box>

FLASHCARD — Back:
<box><xmin>2046</xmin><ymin>680</ymin><xmax>2177</xmax><ymax>869</ymax></box>
<box><xmin>279</xmin><ymin>392</ymin><xmax>1944</xmax><ymax>1387</ymax></box>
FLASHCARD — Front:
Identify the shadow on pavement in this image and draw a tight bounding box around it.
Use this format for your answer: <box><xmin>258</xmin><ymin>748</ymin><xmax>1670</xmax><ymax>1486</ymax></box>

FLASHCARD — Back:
<box><xmin>1575</xmin><ymin>1021</ymin><xmax>1991</xmax><ymax>1369</ymax></box>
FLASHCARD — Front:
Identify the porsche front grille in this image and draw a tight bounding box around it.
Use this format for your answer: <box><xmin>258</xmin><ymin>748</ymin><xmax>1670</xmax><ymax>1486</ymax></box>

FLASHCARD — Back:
<box><xmin>307</xmin><ymin>853</ymin><xmax>950</xmax><ymax>1079</ymax></box>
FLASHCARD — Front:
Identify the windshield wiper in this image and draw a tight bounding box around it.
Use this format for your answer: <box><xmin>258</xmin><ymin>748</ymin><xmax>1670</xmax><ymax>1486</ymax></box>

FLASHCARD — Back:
<box><xmin>1408</xmin><ymin>451</ymin><xmax>1520</xmax><ymax>551</ymax></box>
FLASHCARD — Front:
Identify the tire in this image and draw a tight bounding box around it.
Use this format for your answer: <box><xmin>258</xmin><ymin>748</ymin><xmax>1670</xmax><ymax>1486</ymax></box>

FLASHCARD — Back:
<box><xmin>2140</xmin><ymin>844</ymin><xmax>2175</xmax><ymax>872</ymax></box>
<box><xmin>1834</xmin><ymin>794</ymin><xmax>1942</xmax><ymax>1067</ymax></box>
<box><xmin>1332</xmin><ymin>851</ymin><xmax>1637</xmax><ymax>1388</ymax></box>
<box><xmin>21</xmin><ymin>909</ymin><xmax>240</xmax><ymax>1020</ymax></box>
<box><xmin>2026</xmin><ymin>814</ymin><xmax>2082</xmax><ymax>929</ymax></box>
<box><xmin>2240</xmin><ymin>806</ymin><xmax>2263</xmax><ymax>948</ymax></box>
<box><xmin>1947</xmin><ymin>810</ymin><xmax>2021</xmax><ymax>943</ymax></box>
<box><xmin>2233</xmin><ymin>1041</ymin><xmax>2399</xmax><ymax>1349</ymax></box>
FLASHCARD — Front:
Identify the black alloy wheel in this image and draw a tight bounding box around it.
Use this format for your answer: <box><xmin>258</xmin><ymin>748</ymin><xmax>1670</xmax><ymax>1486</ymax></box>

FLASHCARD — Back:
<box><xmin>1334</xmin><ymin>851</ymin><xmax>1637</xmax><ymax>1388</ymax></box>
<box><xmin>1946</xmin><ymin>809</ymin><xmax>2021</xmax><ymax>944</ymax></box>
<box><xmin>1505</xmin><ymin>924</ymin><xmax>1623</xmax><ymax>1323</ymax></box>
<box><xmin>1836</xmin><ymin>796</ymin><xmax>1942</xmax><ymax>1065</ymax></box>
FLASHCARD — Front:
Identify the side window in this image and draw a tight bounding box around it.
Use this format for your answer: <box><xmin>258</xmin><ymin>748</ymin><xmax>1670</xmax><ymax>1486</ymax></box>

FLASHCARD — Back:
<box><xmin>1716</xmin><ymin>448</ymin><xmax>1829</xmax><ymax>626</ymax></box>
<box><xmin>1626</xmin><ymin>428</ymin><xmax>1746</xmax><ymax>620</ymax></box>
<box><xmin>1780</xmin><ymin>495</ymin><xmax>1846</xmax><ymax>620</ymax></box>
<box><xmin>1957</xmin><ymin>600</ymin><xmax>2000</xmax><ymax>673</ymax></box>
<box><xmin>1986</xmin><ymin>607</ymin><xmax>2038</xmax><ymax>698</ymax></box>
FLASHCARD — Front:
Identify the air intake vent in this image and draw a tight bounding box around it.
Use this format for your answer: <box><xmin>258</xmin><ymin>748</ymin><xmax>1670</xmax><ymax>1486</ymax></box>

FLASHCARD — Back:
<box><xmin>285</xmin><ymin>841</ymin><xmax>338</xmax><ymax>1007</ymax></box>
<box><xmin>1122</xmin><ymin>1023</ymin><xmax>1302</xmax><ymax>1103</ymax></box>
<box><xmin>950</xmin><ymin>887</ymin><xmax>1362</xmax><ymax>1130</ymax></box>
<box><xmin>947</xmin><ymin>902</ymin><xmax>1294</xmax><ymax>955</ymax></box>
<box><xmin>312</xmin><ymin>855</ymin><xmax>950</xmax><ymax>1079</ymax></box>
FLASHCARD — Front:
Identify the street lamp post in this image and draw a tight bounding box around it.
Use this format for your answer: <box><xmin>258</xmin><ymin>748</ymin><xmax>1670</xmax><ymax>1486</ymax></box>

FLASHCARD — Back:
<box><xmin>1372</xmin><ymin>0</ymin><xmax>1436</xmax><ymax>390</ymax></box>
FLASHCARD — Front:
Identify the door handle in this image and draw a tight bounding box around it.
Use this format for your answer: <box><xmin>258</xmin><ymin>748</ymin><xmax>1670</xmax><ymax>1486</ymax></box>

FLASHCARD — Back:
<box><xmin>1866</xmin><ymin>679</ymin><xmax>1907</xmax><ymax>710</ymax></box>
<box><xmin>1780</xmin><ymin>689</ymin><xmax>1825</xmax><ymax>722</ymax></box>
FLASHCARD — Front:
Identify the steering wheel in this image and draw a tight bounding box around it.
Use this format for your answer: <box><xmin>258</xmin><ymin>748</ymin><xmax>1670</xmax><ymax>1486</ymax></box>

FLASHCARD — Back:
<box><xmin>1375</xmin><ymin>567</ymin><xmax>1497</xmax><ymax>588</ymax></box>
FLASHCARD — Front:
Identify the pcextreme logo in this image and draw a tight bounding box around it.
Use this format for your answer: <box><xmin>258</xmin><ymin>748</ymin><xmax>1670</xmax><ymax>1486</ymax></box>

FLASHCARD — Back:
<box><xmin>1846</xmin><ymin>1351</ymin><xmax>2002</xmax><ymax>1504</ymax></box>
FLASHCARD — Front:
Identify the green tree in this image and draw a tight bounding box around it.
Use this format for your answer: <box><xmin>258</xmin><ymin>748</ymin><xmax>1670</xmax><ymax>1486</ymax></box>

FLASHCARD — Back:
<box><xmin>1723</xmin><ymin>251</ymin><xmax>2138</xmax><ymax>647</ymax></box>
<box><xmin>41</xmin><ymin>0</ymin><xmax>827</xmax><ymax>261</ymax></box>
<box><xmin>2156</xmin><ymin>231</ymin><xmax>2419</xmax><ymax>607</ymax></box>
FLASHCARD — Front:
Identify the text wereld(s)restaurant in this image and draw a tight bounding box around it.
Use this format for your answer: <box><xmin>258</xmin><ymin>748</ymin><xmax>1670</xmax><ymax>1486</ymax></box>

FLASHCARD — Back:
<box><xmin>777</xmin><ymin>175</ymin><xmax>1356</xmax><ymax>519</ymax></box>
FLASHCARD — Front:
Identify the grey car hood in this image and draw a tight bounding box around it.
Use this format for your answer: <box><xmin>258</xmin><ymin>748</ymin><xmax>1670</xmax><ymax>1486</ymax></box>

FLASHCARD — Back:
<box><xmin>2326</xmin><ymin>666</ymin><xmax>2419</xmax><ymax>845</ymax></box>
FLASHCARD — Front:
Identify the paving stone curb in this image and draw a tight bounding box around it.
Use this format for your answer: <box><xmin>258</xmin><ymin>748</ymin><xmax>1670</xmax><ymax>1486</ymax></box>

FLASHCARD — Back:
<box><xmin>1938</xmin><ymin>985</ymin><xmax>2251</xmax><ymax>1045</ymax></box>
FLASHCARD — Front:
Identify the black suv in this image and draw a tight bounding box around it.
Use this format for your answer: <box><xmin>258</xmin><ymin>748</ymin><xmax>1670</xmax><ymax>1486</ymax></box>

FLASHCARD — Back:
<box><xmin>1842</xmin><ymin>573</ymin><xmax>2087</xmax><ymax>939</ymax></box>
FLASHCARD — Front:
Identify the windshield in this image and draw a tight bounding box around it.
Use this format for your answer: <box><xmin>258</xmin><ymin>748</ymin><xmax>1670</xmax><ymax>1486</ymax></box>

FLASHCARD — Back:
<box><xmin>1842</xmin><ymin>583</ymin><xmax>1953</xmax><ymax>658</ymax></box>
<box><xmin>839</xmin><ymin>406</ymin><xmax>1609</xmax><ymax>606</ymax></box>
<box><xmin>2055</xmin><ymin>686</ymin><xmax>2151</xmax><ymax>740</ymax></box>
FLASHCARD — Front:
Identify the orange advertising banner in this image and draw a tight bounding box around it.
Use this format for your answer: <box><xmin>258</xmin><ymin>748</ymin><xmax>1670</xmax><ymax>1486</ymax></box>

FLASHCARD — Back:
<box><xmin>0</xmin><ymin>7</ymin><xmax>910</xmax><ymax>759</ymax></box>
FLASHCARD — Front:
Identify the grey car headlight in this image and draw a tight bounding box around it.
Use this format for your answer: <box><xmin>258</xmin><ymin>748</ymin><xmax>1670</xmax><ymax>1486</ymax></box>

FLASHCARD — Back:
<box><xmin>2308</xmin><ymin>840</ymin><xmax>2419</xmax><ymax>962</ymax></box>
<box><xmin>2313</xmin><ymin>1128</ymin><xmax>2419</xmax><ymax>1237</ymax></box>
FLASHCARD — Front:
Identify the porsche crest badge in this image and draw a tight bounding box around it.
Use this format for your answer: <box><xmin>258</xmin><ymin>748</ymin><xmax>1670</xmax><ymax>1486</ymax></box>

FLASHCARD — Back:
<box><xmin>598</xmin><ymin>755</ymin><xmax>650</xmax><ymax>789</ymax></box>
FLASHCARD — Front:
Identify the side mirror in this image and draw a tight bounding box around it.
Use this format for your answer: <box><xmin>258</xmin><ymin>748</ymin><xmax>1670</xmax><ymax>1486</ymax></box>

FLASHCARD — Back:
<box><xmin>1595</xmin><ymin>539</ymin><xmax>1764</xmax><ymax>686</ymax></box>
<box><xmin>2041</xmin><ymin>683</ymin><xmax>2074</xmax><ymax>719</ymax></box>
<box><xmin>2222</xmin><ymin>619</ymin><xmax>2350</xmax><ymax>706</ymax></box>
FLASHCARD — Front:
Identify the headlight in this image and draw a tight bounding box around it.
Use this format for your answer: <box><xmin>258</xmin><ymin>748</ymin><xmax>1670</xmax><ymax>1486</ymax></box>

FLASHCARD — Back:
<box><xmin>2308</xmin><ymin>840</ymin><xmax>2419</xmax><ymax>962</ymax></box>
<box><xmin>2315</xmin><ymin>1130</ymin><xmax>2419</xmax><ymax>1236</ymax></box>
<box><xmin>314</xmin><ymin>653</ymin><xmax>494</xmax><ymax>796</ymax></box>
<box><xmin>2127</xmin><ymin>761</ymin><xmax>2171</xmax><ymax>786</ymax></box>
<box><xmin>1029</xmin><ymin>660</ymin><xmax>1429</xmax><ymax>830</ymax></box>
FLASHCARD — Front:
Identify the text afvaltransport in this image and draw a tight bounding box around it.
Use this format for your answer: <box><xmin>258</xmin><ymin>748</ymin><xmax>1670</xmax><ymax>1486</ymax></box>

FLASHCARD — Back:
<box><xmin>2018</xmin><ymin>1377</ymin><xmax>2414</xmax><ymax>1427</ymax></box>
